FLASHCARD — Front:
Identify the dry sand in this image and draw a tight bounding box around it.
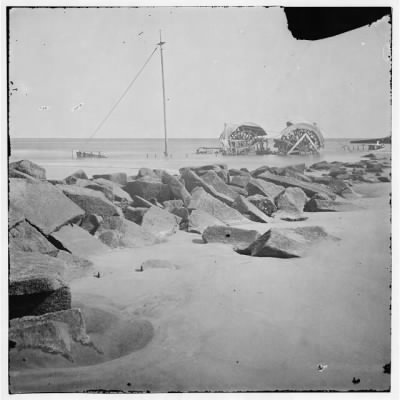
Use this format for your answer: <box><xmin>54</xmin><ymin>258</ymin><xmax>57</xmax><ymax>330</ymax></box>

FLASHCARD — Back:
<box><xmin>9</xmin><ymin>182</ymin><xmax>391</xmax><ymax>393</ymax></box>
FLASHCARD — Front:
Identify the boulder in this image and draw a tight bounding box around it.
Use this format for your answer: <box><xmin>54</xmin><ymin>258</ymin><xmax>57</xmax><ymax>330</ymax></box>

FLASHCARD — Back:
<box><xmin>9</xmin><ymin>308</ymin><xmax>93</xmax><ymax>361</ymax></box>
<box><xmin>9</xmin><ymin>169</ymin><xmax>39</xmax><ymax>181</ymax></box>
<box><xmin>10</xmin><ymin>179</ymin><xmax>84</xmax><ymax>235</ymax></box>
<box><xmin>123</xmin><ymin>178</ymin><xmax>171</xmax><ymax>203</ymax></box>
<box><xmin>51</xmin><ymin>224</ymin><xmax>109</xmax><ymax>258</ymax></box>
<box><xmin>275</xmin><ymin>187</ymin><xmax>307</xmax><ymax>214</ymax></box>
<box><xmin>188</xmin><ymin>187</ymin><xmax>250</xmax><ymax>225</ymax></box>
<box><xmin>93</xmin><ymin>178</ymin><xmax>133</xmax><ymax>203</ymax></box>
<box><xmin>238</xmin><ymin>226</ymin><xmax>330</xmax><ymax>258</ymax></box>
<box><xmin>188</xmin><ymin>209</ymin><xmax>226</xmax><ymax>234</ymax></box>
<box><xmin>9</xmin><ymin>220</ymin><xmax>58</xmax><ymax>255</ymax></box>
<box><xmin>142</xmin><ymin>206</ymin><xmax>181</xmax><ymax>237</ymax></box>
<box><xmin>246</xmin><ymin>178</ymin><xmax>285</xmax><ymax>199</ymax></box>
<box><xmin>378</xmin><ymin>176</ymin><xmax>391</xmax><ymax>183</ymax></box>
<box><xmin>161</xmin><ymin>171</ymin><xmax>192</xmax><ymax>206</ymax></box>
<box><xmin>230</xmin><ymin>174</ymin><xmax>251</xmax><ymax>188</ymax></box>
<box><xmin>57</xmin><ymin>184</ymin><xmax>120</xmax><ymax>218</ymax></box>
<box><xmin>201</xmin><ymin>170</ymin><xmax>238</xmax><ymax>201</ymax></box>
<box><xmin>9</xmin><ymin>251</ymin><xmax>71</xmax><ymax>319</ymax></box>
<box><xmin>310</xmin><ymin>175</ymin><xmax>332</xmax><ymax>185</ymax></box>
<box><xmin>328</xmin><ymin>167</ymin><xmax>348</xmax><ymax>177</ymax></box>
<box><xmin>123</xmin><ymin>206</ymin><xmax>148</xmax><ymax>224</ymax></box>
<box><xmin>140</xmin><ymin>259</ymin><xmax>180</xmax><ymax>270</ymax></box>
<box><xmin>9</xmin><ymin>160</ymin><xmax>46</xmax><ymax>180</ymax></box>
<box><xmin>328</xmin><ymin>179</ymin><xmax>360</xmax><ymax>199</ymax></box>
<box><xmin>309</xmin><ymin>161</ymin><xmax>332</xmax><ymax>170</ymax></box>
<box><xmin>118</xmin><ymin>219</ymin><xmax>159</xmax><ymax>247</ymax></box>
<box><xmin>304</xmin><ymin>198</ymin><xmax>359</xmax><ymax>212</ymax></box>
<box><xmin>180</xmin><ymin>169</ymin><xmax>235</xmax><ymax>206</ymax></box>
<box><xmin>250</xmin><ymin>165</ymin><xmax>274</xmax><ymax>177</ymax></box>
<box><xmin>92</xmin><ymin>172</ymin><xmax>127</xmax><ymax>185</ymax></box>
<box><xmin>64</xmin><ymin>170</ymin><xmax>88</xmax><ymax>184</ymax></box>
<box><xmin>202</xmin><ymin>226</ymin><xmax>260</xmax><ymax>251</ymax></box>
<box><xmin>72</xmin><ymin>179</ymin><xmax>114</xmax><ymax>201</ymax></box>
<box><xmin>79</xmin><ymin>214</ymin><xmax>103</xmax><ymax>235</ymax></box>
<box><xmin>232</xmin><ymin>195</ymin><xmax>270</xmax><ymax>223</ymax></box>
<box><xmin>247</xmin><ymin>194</ymin><xmax>277</xmax><ymax>216</ymax></box>
<box><xmin>257</xmin><ymin>171</ymin><xmax>336</xmax><ymax>199</ymax></box>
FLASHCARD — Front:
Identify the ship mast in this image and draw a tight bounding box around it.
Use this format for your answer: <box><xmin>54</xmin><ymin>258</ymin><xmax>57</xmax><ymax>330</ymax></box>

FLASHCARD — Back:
<box><xmin>157</xmin><ymin>30</ymin><xmax>168</xmax><ymax>157</ymax></box>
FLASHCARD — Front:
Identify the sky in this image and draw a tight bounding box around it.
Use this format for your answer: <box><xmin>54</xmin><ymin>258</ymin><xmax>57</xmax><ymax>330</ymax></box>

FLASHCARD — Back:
<box><xmin>8</xmin><ymin>7</ymin><xmax>392</xmax><ymax>139</ymax></box>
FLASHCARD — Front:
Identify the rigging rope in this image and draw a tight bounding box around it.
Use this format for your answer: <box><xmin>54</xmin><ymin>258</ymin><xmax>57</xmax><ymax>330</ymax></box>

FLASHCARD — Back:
<box><xmin>84</xmin><ymin>47</ymin><xmax>158</xmax><ymax>145</ymax></box>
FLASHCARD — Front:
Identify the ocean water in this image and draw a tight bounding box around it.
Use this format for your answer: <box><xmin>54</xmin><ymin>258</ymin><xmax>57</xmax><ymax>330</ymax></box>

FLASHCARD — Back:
<box><xmin>9</xmin><ymin>137</ymin><xmax>391</xmax><ymax>180</ymax></box>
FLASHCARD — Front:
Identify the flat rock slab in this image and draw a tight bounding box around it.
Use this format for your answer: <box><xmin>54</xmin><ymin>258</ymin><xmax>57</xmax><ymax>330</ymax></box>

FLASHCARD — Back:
<box><xmin>181</xmin><ymin>169</ymin><xmax>234</xmax><ymax>206</ymax></box>
<box><xmin>258</xmin><ymin>171</ymin><xmax>336</xmax><ymax>200</ymax></box>
<box><xmin>9</xmin><ymin>251</ymin><xmax>71</xmax><ymax>318</ymax></box>
<box><xmin>93</xmin><ymin>178</ymin><xmax>133</xmax><ymax>203</ymax></box>
<box><xmin>161</xmin><ymin>171</ymin><xmax>192</xmax><ymax>206</ymax></box>
<box><xmin>64</xmin><ymin>170</ymin><xmax>88</xmax><ymax>184</ymax></box>
<box><xmin>239</xmin><ymin>226</ymin><xmax>331</xmax><ymax>258</ymax></box>
<box><xmin>10</xmin><ymin>179</ymin><xmax>84</xmax><ymax>235</ymax></box>
<box><xmin>188</xmin><ymin>209</ymin><xmax>226</xmax><ymax>234</ymax></box>
<box><xmin>247</xmin><ymin>178</ymin><xmax>285</xmax><ymax>199</ymax></box>
<box><xmin>57</xmin><ymin>184</ymin><xmax>120</xmax><ymax>218</ymax></box>
<box><xmin>9</xmin><ymin>220</ymin><xmax>58</xmax><ymax>255</ymax></box>
<box><xmin>142</xmin><ymin>206</ymin><xmax>181</xmax><ymax>237</ymax></box>
<box><xmin>232</xmin><ymin>195</ymin><xmax>270</xmax><ymax>223</ymax></box>
<box><xmin>202</xmin><ymin>225</ymin><xmax>261</xmax><ymax>251</ymax></box>
<box><xmin>9</xmin><ymin>308</ymin><xmax>93</xmax><ymax>361</ymax></box>
<box><xmin>9</xmin><ymin>160</ymin><xmax>46</xmax><ymax>180</ymax></box>
<box><xmin>51</xmin><ymin>224</ymin><xmax>110</xmax><ymax>258</ymax></box>
<box><xmin>201</xmin><ymin>170</ymin><xmax>239</xmax><ymax>202</ymax></box>
<box><xmin>188</xmin><ymin>187</ymin><xmax>250</xmax><ymax>226</ymax></box>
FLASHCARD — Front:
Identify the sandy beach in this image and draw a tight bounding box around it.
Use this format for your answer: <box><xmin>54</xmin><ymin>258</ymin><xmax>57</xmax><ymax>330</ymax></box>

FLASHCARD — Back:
<box><xmin>8</xmin><ymin>152</ymin><xmax>391</xmax><ymax>393</ymax></box>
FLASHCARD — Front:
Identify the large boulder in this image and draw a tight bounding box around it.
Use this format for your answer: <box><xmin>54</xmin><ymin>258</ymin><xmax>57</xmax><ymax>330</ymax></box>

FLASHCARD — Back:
<box><xmin>51</xmin><ymin>224</ymin><xmax>109</xmax><ymax>258</ymax></box>
<box><xmin>247</xmin><ymin>194</ymin><xmax>277</xmax><ymax>216</ymax></box>
<box><xmin>163</xmin><ymin>200</ymin><xmax>189</xmax><ymax>229</ymax></box>
<box><xmin>142</xmin><ymin>206</ymin><xmax>181</xmax><ymax>238</ymax></box>
<box><xmin>10</xmin><ymin>179</ymin><xmax>84</xmax><ymax>235</ymax></box>
<box><xmin>137</xmin><ymin>167</ymin><xmax>160</xmax><ymax>180</ymax></box>
<box><xmin>9</xmin><ymin>308</ymin><xmax>93</xmax><ymax>361</ymax></box>
<box><xmin>123</xmin><ymin>178</ymin><xmax>171</xmax><ymax>203</ymax></box>
<box><xmin>202</xmin><ymin>226</ymin><xmax>260</xmax><ymax>251</ymax></box>
<box><xmin>275</xmin><ymin>187</ymin><xmax>307</xmax><ymax>214</ymax></box>
<box><xmin>79</xmin><ymin>214</ymin><xmax>103</xmax><ymax>235</ymax></box>
<box><xmin>93</xmin><ymin>178</ymin><xmax>133</xmax><ymax>203</ymax></box>
<box><xmin>228</xmin><ymin>185</ymin><xmax>248</xmax><ymax>197</ymax></box>
<box><xmin>180</xmin><ymin>163</ymin><xmax>228</xmax><ymax>182</ymax></box>
<box><xmin>232</xmin><ymin>195</ymin><xmax>270</xmax><ymax>223</ymax></box>
<box><xmin>9</xmin><ymin>160</ymin><xmax>46</xmax><ymax>180</ymax></box>
<box><xmin>161</xmin><ymin>171</ymin><xmax>192</xmax><ymax>206</ymax></box>
<box><xmin>188</xmin><ymin>209</ymin><xmax>226</xmax><ymax>234</ymax></box>
<box><xmin>246</xmin><ymin>178</ymin><xmax>285</xmax><ymax>199</ymax></box>
<box><xmin>180</xmin><ymin>169</ymin><xmax>235</xmax><ymax>206</ymax></box>
<box><xmin>71</xmin><ymin>179</ymin><xmax>114</xmax><ymax>201</ymax></box>
<box><xmin>188</xmin><ymin>187</ymin><xmax>250</xmax><ymax>225</ymax></box>
<box><xmin>118</xmin><ymin>219</ymin><xmax>159</xmax><ymax>247</ymax></box>
<box><xmin>9</xmin><ymin>251</ymin><xmax>71</xmax><ymax>319</ymax></box>
<box><xmin>257</xmin><ymin>171</ymin><xmax>336</xmax><ymax>199</ymax></box>
<box><xmin>9</xmin><ymin>220</ymin><xmax>58</xmax><ymax>255</ymax></box>
<box><xmin>201</xmin><ymin>170</ymin><xmax>239</xmax><ymax>202</ymax></box>
<box><xmin>57</xmin><ymin>184</ymin><xmax>120</xmax><ymax>218</ymax></box>
<box><xmin>238</xmin><ymin>226</ymin><xmax>330</xmax><ymax>258</ymax></box>
<box><xmin>304</xmin><ymin>198</ymin><xmax>359</xmax><ymax>212</ymax></box>
<box><xmin>92</xmin><ymin>172</ymin><xmax>127</xmax><ymax>185</ymax></box>
<box><xmin>9</xmin><ymin>169</ymin><xmax>39</xmax><ymax>181</ymax></box>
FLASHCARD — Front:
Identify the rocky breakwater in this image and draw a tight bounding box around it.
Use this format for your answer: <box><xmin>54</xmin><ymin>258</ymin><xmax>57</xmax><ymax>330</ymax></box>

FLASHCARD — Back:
<box><xmin>8</xmin><ymin>154</ymin><xmax>390</xmax><ymax>369</ymax></box>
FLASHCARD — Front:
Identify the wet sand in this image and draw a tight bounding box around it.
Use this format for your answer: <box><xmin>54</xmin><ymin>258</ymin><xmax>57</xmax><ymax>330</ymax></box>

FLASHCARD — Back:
<box><xmin>9</xmin><ymin>180</ymin><xmax>391</xmax><ymax>392</ymax></box>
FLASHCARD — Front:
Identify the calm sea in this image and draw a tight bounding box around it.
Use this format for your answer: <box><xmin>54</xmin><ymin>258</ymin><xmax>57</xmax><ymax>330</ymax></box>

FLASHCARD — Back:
<box><xmin>9</xmin><ymin>138</ymin><xmax>390</xmax><ymax>180</ymax></box>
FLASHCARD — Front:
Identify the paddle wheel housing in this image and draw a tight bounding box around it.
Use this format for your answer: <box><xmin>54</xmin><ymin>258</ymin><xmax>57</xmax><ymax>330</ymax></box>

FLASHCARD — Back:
<box><xmin>274</xmin><ymin>122</ymin><xmax>324</xmax><ymax>155</ymax></box>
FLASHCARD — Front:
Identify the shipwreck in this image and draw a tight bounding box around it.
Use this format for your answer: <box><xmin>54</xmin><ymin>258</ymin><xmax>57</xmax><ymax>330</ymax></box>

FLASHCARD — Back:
<box><xmin>218</xmin><ymin>121</ymin><xmax>324</xmax><ymax>156</ymax></box>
